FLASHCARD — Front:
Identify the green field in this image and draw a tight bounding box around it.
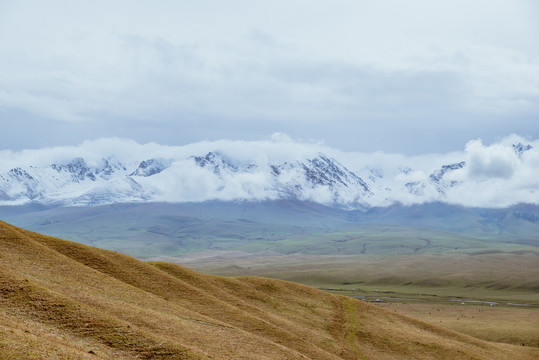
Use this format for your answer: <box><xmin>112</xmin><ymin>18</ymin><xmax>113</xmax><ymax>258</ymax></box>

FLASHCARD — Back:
<box><xmin>3</xmin><ymin>201</ymin><xmax>539</xmax><ymax>258</ymax></box>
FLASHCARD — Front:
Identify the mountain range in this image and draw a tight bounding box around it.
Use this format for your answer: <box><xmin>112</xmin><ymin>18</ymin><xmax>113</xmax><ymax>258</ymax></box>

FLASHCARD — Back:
<box><xmin>0</xmin><ymin>151</ymin><xmax>375</xmax><ymax>207</ymax></box>
<box><xmin>1</xmin><ymin>138</ymin><xmax>534</xmax><ymax>209</ymax></box>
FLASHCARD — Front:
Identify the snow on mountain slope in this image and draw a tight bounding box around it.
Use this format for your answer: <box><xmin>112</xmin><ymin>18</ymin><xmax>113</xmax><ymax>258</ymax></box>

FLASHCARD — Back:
<box><xmin>402</xmin><ymin>161</ymin><xmax>467</xmax><ymax>199</ymax></box>
<box><xmin>130</xmin><ymin>158</ymin><xmax>171</xmax><ymax>177</ymax></box>
<box><xmin>0</xmin><ymin>150</ymin><xmax>374</xmax><ymax>208</ymax></box>
<box><xmin>0</xmin><ymin>135</ymin><xmax>537</xmax><ymax>208</ymax></box>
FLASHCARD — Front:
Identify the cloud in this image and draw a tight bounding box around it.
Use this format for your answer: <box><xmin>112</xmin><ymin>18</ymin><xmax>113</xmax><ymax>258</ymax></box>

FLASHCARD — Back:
<box><xmin>1</xmin><ymin>134</ymin><xmax>538</xmax><ymax>208</ymax></box>
<box><xmin>435</xmin><ymin>135</ymin><xmax>539</xmax><ymax>207</ymax></box>
<box><xmin>0</xmin><ymin>1</ymin><xmax>538</xmax><ymax>154</ymax></box>
<box><xmin>465</xmin><ymin>139</ymin><xmax>518</xmax><ymax>179</ymax></box>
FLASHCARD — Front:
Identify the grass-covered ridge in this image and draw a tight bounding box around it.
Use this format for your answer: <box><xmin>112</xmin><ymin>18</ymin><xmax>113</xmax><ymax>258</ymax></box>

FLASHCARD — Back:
<box><xmin>1</xmin><ymin>220</ymin><xmax>538</xmax><ymax>359</ymax></box>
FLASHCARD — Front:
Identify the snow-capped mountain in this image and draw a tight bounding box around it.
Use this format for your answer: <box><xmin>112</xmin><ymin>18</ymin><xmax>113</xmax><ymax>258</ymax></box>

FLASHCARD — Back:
<box><xmin>404</xmin><ymin>161</ymin><xmax>466</xmax><ymax>197</ymax></box>
<box><xmin>192</xmin><ymin>152</ymin><xmax>241</xmax><ymax>174</ymax></box>
<box><xmin>0</xmin><ymin>151</ymin><xmax>374</xmax><ymax>208</ymax></box>
<box><xmin>131</xmin><ymin>158</ymin><xmax>171</xmax><ymax>177</ymax></box>
<box><xmin>0</xmin><ymin>137</ymin><xmax>537</xmax><ymax>209</ymax></box>
<box><xmin>513</xmin><ymin>142</ymin><xmax>533</xmax><ymax>158</ymax></box>
<box><xmin>0</xmin><ymin>157</ymin><xmax>140</xmax><ymax>205</ymax></box>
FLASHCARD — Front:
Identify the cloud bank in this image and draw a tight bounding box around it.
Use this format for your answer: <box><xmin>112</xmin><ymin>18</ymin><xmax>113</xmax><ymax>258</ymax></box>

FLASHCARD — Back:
<box><xmin>0</xmin><ymin>134</ymin><xmax>537</xmax><ymax>208</ymax></box>
<box><xmin>1</xmin><ymin>1</ymin><xmax>538</xmax><ymax>153</ymax></box>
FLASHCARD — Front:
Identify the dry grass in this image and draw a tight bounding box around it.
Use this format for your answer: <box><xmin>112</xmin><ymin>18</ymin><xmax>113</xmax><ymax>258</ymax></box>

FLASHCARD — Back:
<box><xmin>175</xmin><ymin>251</ymin><xmax>539</xmax><ymax>299</ymax></box>
<box><xmin>1</xmin><ymin>220</ymin><xmax>538</xmax><ymax>359</ymax></box>
<box><xmin>378</xmin><ymin>302</ymin><xmax>539</xmax><ymax>347</ymax></box>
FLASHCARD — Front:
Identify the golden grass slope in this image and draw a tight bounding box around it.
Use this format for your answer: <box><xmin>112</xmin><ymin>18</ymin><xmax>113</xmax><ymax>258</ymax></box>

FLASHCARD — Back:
<box><xmin>0</xmin><ymin>221</ymin><xmax>537</xmax><ymax>360</ymax></box>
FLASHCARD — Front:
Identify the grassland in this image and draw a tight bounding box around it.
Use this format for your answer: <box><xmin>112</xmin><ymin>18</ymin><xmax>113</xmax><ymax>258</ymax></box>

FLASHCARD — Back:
<box><xmin>1</xmin><ymin>221</ymin><xmax>538</xmax><ymax>359</ymax></box>
<box><xmin>174</xmin><ymin>251</ymin><xmax>539</xmax><ymax>299</ymax></box>
<box><xmin>2</xmin><ymin>201</ymin><xmax>539</xmax><ymax>356</ymax></box>
<box><xmin>377</xmin><ymin>303</ymin><xmax>539</xmax><ymax>347</ymax></box>
<box><xmin>172</xmin><ymin>250</ymin><xmax>539</xmax><ymax>348</ymax></box>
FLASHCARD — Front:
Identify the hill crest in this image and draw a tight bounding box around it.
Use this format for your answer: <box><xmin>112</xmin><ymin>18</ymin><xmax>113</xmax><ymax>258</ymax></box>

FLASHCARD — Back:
<box><xmin>1</xmin><ymin>221</ymin><xmax>538</xmax><ymax>359</ymax></box>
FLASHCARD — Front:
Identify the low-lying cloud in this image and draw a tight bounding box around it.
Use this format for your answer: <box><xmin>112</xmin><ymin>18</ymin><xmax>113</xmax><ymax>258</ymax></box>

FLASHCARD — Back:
<box><xmin>465</xmin><ymin>139</ymin><xmax>518</xmax><ymax>179</ymax></box>
<box><xmin>0</xmin><ymin>134</ymin><xmax>537</xmax><ymax>208</ymax></box>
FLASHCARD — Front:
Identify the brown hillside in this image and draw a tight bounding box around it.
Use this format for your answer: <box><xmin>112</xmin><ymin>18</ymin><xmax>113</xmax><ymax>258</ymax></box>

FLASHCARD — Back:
<box><xmin>0</xmin><ymin>220</ymin><xmax>537</xmax><ymax>359</ymax></box>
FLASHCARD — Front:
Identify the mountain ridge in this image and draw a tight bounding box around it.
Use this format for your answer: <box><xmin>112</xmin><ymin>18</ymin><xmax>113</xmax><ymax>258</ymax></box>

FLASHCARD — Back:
<box><xmin>2</xmin><ymin>200</ymin><xmax>538</xmax><ymax>259</ymax></box>
<box><xmin>0</xmin><ymin>149</ymin><xmax>527</xmax><ymax>209</ymax></box>
<box><xmin>1</xmin><ymin>137</ymin><xmax>537</xmax><ymax>208</ymax></box>
<box><xmin>0</xmin><ymin>151</ymin><xmax>375</xmax><ymax>208</ymax></box>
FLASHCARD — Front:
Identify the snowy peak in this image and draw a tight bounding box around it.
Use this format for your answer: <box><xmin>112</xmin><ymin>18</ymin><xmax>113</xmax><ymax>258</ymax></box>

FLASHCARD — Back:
<box><xmin>131</xmin><ymin>159</ymin><xmax>171</xmax><ymax>177</ymax></box>
<box><xmin>0</xmin><ymin>157</ymin><xmax>131</xmax><ymax>205</ymax></box>
<box><xmin>404</xmin><ymin>161</ymin><xmax>466</xmax><ymax>198</ymax></box>
<box><xmin>2</xmin><ymin>167</ymin><xmax>40</xmax><ymax>200</ymax></box>
<box><xmin>0</xmin><ymin>151</ymin><xmax>373</xmax><ymax>208</ymax></box>
<box><xmin>513</xmin><ymin>143</ymin><xmax>533</xmax><ymax>158</ymax></box>
<box><xmin>1</xmin><ymin>136</ymin><xmax>538</xmax><ymax>208</ymax></box>
<box><xmin>302</xmin><ymin>154</ymin><xmax>369</xmax><ymax>191</ymax></box>
<box><xmin>269</xmin><ymin>154</ymin><xmax>369</xmax><ymax>190</ymax></box>
<box><xmin>429</xmin><ymin>161</ymin><xmax>466</xmax><ymax>183</ymax></box>
<box><xmin>51</xmin><ymin>158</ymin><xmax>96</xmax><ymax>182</ymax></box>
<box><xmin>192</xmin><ymin>152</ymin><xmax>240</xmax><ymax>174</ymax></box>
<box><xmin>51</xmin><ymin>158</ymin><xmax>127</xmax><ymax>181</ymax></box>
<box><xmin>266</xmin><ymin>154</ymin><xmax>371</xmax><ymax>207</ymax></box>
<box><xmin>189</xmin><ymin>152</ymin><xmax>372</xmax><ymax>202</ymax></box>
<box><xmin>97</xmin><ymin>158</ymin><xmax>127</xmax><ymax>178</ymax></box>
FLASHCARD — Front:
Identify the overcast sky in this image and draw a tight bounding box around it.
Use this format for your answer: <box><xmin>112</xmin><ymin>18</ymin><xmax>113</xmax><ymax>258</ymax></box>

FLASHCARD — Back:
<box><xmin>1</xmin><ymin>0</ymin><xmax>538</xmax><ymax>154</ymax></box>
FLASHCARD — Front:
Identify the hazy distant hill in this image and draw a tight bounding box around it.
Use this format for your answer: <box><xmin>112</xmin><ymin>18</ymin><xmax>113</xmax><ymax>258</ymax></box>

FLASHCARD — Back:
<box><xmin>1</xmin><ymin>221</ymin><xmax>537</xmax><ymax>359</ymax></box>
<box><xmin>2</xmin><ymin>201</ymin><xmax>538</xmax><ymax>258</ymax></box>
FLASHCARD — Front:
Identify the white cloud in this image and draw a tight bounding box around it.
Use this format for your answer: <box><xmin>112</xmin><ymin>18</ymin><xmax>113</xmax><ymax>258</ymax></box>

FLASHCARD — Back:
<box><xmin>0</xmin><ymin>134</ymin><xmax>538</xmax><ymax>208</ymax></box>
<box><xmin>465</xmin><ymin>139</ymin><xmax>518</xmax><ymax>179</ymax></box>
<box><xmin>0</xmin><ymin>1</ymin><xmax>538</xmax><ymax>154</ymax></box>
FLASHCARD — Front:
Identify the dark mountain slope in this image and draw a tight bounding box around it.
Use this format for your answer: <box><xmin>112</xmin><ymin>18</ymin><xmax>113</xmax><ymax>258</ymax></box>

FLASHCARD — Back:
<box><xmin>2</xmin><ymin>201</ymin><xmax>539</xmax><ymax>258</ymax></box>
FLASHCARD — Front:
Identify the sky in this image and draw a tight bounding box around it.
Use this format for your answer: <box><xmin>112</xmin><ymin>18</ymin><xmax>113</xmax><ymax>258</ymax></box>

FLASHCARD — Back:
<box><xmin>1</xmin><ymin>0</ymin><xmax>538</xmax><ymax>154</ymax></box>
